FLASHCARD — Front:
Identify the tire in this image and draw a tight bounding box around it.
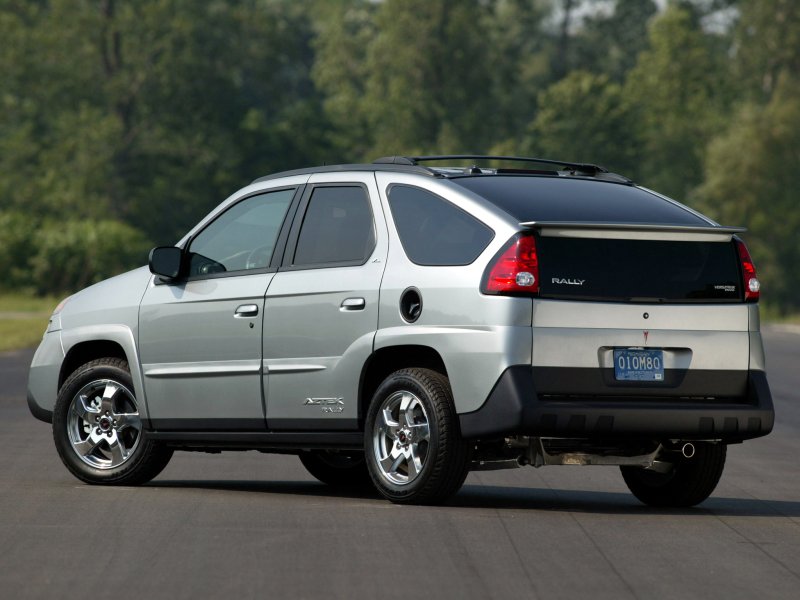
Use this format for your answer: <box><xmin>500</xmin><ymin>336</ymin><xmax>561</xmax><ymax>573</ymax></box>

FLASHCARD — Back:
<box><xmin>620</xmin><ymin>443</ymin><xmax>727</xmax><ymax>507</ymax></box>
<box><xmin>52</xmin><ymin>358</ymin><xmax>173</xmax><ymax>486</ymax></box>
<box><xmin>298</xmin><ymin>450</ymin><xmax>370</xmax><ymax>487</ymax></box>
<box><xmin>364</xmin><ymin>368</ymin><xmax>470</xmax><ymax>505</ymax></box>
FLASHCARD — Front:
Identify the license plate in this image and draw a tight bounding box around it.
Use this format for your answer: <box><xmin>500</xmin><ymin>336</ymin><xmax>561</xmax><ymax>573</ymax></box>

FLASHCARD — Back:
<box><xmin>613</xmin><ymin>348</ymin><xmax>664</xmax><ymax>381</ymax></box>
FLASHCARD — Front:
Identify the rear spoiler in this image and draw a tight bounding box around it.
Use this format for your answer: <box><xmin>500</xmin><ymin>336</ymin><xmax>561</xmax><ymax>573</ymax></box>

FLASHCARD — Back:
<box><xmin>519</xmin><ymin>221</ymin><xmax>746</xmax><ymax>242</ymax></box>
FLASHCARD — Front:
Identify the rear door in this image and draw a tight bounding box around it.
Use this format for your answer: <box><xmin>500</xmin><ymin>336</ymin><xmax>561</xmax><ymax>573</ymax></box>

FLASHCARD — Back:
<box><xmin>262</xmin><ymin>172</ymin><xmax>388</xmax><ymax>429</ymax></box>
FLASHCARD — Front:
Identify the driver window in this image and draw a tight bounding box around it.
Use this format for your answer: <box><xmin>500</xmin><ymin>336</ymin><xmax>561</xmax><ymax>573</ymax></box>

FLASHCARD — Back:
<box><xmin>188</xmin><ymin>188</ymin><xmax>294</xmax><ymax>277</ymax></box>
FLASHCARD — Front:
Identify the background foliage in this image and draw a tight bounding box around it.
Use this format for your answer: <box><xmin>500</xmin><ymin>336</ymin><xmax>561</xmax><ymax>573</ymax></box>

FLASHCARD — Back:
<box><xmin>0</xmin><ymin>0</ymin><xmax>797</xmax><ymax>313</ymax></box>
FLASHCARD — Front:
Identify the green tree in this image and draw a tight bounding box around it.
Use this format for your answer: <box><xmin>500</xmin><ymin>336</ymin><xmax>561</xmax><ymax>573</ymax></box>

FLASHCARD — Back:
<box><xmin>485</xmin><ymin>0</ymin><xmax>553</xmax><ymax>152</ymax></box>
<box><xmin>734</xmin><ymin>0</ymin><xmax>800</xmax><ymax>101</ymax></box>
<box><xmin>310</xmin><ymin>0</ymin><xmax>377</xmax><ymax>161</ymax></box>
<box><xmin>573</xmin><ymin>0</ymin><xmax>658</xmax><ymax>82</ymax></box>
<box><xmin>527</xmin><ymin>71</ymin><xmax>636</xmax><ymax>173</ymax></box>
<box><xmin>695</xmin><ymin>75</ymin><xmax>800</xmax><ymax>314</ymax></box>
<box><xmin>314</xmin><ymin>0</ymin><xmax>494</xmax><ymax>160</ymax></box>
<box><xmin>624</xmin><ymin>5</ymin><xmax>729</xmax><ymax>199</ymax></box>
<box><xmin>0</xmin><ymin>0</ymin><xmax>326</xmax><ymax>245</ymax></box>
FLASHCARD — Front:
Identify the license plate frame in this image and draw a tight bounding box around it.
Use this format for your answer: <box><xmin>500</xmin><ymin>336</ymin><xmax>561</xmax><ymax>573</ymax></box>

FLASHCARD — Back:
<box><xmin>613</xmin><ymin>348</ymin><xmax>664</xmax><ymax>382</ymax></box>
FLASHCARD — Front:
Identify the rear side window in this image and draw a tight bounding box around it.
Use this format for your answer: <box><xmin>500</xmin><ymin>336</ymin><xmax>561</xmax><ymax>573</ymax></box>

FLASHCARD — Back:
<box><xmin>388</xmin><ymin>185</ymin><xmax>494</xmax><ymax>266</ymax></box>
<box><xmin>293</xmin><ymin>186</ymin><xmax>375</xmax><ymax>266</ymax></box>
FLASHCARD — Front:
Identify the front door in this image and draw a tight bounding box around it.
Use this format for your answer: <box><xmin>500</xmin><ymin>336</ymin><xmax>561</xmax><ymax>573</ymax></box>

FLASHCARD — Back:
<box><xmin>139</xmin><ymin>186</ymin><xmax>298</xmax><ymax>430</ymax></box>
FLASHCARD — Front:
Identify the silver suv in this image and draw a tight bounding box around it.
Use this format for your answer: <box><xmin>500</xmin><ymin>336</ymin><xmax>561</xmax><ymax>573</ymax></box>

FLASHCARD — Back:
<box><xmin>27</xmin><ymin>155</ymin><xmax>774</xmax><ymax>506</ymax></box>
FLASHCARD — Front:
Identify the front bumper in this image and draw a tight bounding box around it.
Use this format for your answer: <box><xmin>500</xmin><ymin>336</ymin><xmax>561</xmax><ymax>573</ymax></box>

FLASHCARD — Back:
<box><xmin>459</xmin><ymin>366</ymin><xmax>774</xmax><ymax>442</ymax></box>
<box><xmin>26</xmin><ymin>331</ymin><xmax>63</xmax><ymax>424</ymax></box>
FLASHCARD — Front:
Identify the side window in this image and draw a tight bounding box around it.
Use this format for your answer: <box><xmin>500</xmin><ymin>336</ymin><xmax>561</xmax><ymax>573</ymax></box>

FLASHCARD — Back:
<box><xmin>188</xmin><ymin>188</ymin><xmax>294</xmax><ymax>277</ymax></box>
<box><xmin>387</xmin><ymin>185</ymin><xmax>494</xmax><ymax>266</ymax></box>
<box><xmin>292</xmin><ymin>186</ymin><xmax>375</xmax><ymax>267</ymax></box>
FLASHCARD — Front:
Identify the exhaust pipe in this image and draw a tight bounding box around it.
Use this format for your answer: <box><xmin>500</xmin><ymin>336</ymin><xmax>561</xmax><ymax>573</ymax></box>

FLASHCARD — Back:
<box><xmin>681</xmin><ymin>443</ymin><xmax>695</xmax><ymax>459</ymax></box>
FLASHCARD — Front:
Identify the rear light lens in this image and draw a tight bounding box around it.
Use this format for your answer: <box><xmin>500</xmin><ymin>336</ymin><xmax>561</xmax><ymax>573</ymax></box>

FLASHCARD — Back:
<box><xmin>481</xmin><ymin>233</ymin><xmax>540</xmax><ymax>295</ymax></box>
<box><xmin>735</xmin><ymin>238</ymin><xmax>760</xmax><ymax>302</ymax></box>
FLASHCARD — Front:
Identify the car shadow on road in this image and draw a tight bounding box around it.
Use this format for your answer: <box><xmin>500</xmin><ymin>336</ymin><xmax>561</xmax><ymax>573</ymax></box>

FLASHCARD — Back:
<box><xmin>452</xmin><ymin>484</ymin><xmax>800</xmax><ymax>517</ymax></box>
<box><xmin>149</xmin><ymin>479</ymin><xmax>381</xmax><ymax>501</ymax></box>
<box><xmin>147</xmin><ymin>479</ymin><xmax>800</xmax><ymax>517</ymax></box>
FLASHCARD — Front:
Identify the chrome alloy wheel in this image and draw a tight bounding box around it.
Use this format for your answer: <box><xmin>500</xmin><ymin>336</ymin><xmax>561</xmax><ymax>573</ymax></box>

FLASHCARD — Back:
<box><xmin>372</xmin><ymin>390</ymin><xmax>431</xmax><ymax>485</ymax></box>
<box><xmin>66</xmin><ymin>379</ymin><xmax>142</xmax><ymax>469</ymax></box>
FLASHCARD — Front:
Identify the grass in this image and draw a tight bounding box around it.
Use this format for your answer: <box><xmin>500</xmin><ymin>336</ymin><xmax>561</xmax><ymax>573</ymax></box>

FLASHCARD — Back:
<box><xmin>0</xmin><ymin>293</ymin><xmax>59</xmax><ymax>313</ymax></box>
<box><xmin>0</xmin><ymin>293</ymin><xmax>59</xmax><ymax>352</ymax></box>
<box><xmin>0</xmin><ymin>318</ymin><xmax>48</xmax><ymax>352</ymax></box>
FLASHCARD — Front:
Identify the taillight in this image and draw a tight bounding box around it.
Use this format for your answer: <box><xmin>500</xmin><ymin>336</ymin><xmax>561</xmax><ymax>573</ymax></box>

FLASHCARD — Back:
<box><xmin>481</xmin><ymin>233</ymin><xmax>540</xmax><ymax>295</ymax></box>
<box><xmin>735</xmin><ymin>238</ymin><xmax>760</xmax><ymax>302</ymax></box>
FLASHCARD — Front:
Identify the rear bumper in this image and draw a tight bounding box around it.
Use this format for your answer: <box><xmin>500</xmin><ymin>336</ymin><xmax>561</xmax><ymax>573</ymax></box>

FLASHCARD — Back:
<box><xmin>459</xmin><ymin>366</ymin><xmax>774</xmax><ymax>442</ymax></box>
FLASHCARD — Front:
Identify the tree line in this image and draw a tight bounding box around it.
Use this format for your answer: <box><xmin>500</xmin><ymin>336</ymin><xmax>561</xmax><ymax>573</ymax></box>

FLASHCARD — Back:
<box><xmin>0</xmin><ymin>0</ymin><xmax>798</xmax><ymax>314</ymax></box>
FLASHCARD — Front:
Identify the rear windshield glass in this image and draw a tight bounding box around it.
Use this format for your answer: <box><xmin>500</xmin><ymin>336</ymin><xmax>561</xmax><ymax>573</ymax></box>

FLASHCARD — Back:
<box><xmin>537</xmin><ymin>236</ymin><xmax>742</xmax><ymax>302</ymax></box>
<box><xmin>452</xmin><ymin>176</ymin><xmax>708</xmax><ymax>225</ymax></box>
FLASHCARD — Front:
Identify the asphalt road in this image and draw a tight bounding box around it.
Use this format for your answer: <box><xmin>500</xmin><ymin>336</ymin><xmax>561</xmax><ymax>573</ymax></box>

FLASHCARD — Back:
<box><xmin>1</xmin><ymin>329</ymin><xmax>799</xmax><ymax>600</ymax></box>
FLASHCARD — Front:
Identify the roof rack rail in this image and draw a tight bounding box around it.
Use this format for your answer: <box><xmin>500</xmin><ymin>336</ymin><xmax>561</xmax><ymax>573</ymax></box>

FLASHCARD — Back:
<box><xmin>374</xmin><ymin>155</ymin><xmax>609</xmax><ymax>174</ymax></box>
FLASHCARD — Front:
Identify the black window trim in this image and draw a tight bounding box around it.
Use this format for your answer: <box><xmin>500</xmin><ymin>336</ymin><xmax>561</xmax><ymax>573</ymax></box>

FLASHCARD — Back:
<box><xmin>156</xmin><ymin>184</ymin><xmax>304</xmax><ymax>285</ymax></box>
<box><xmin>386</xmin><ymin>183</ymin><xmax>495</xmax><ymax>267</ymax></box>
<box><xmin>280</xmin><ymin>182</ymin><xmax>377</xmax><ymax>272</ymax></box>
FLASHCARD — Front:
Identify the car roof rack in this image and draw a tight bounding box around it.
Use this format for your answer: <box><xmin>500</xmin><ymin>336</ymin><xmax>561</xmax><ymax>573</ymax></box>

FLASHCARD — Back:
<box><xmin>373</xmin><ymin>155</ymin><xmax>633</xmax><ymax>184</ymax></box>
<box><xmin>375</xmin><ymin>154</ymin><xmax>605</xmax><ymax>172</ymax></box>
<box><xmin>252</xmin><ymin>155</ymin><xmax>632</xmax><ymax>185</ymax></box>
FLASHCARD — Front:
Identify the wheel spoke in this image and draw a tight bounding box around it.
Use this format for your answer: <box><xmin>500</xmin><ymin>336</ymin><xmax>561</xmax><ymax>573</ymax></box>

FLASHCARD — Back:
<box><xmin>380</xmin><ymin>451</ymin><xmax>402</xmax><ymax>476</ymax></box>
<box><xmin>113</xmin><ymin>411</ymin><xmax>141</xmax><ymax>431</ymax></box>
<box><xmin>389</xmin><ymin>453</ymin><xmax>405</xmax><ymax>475</ymax></box>
<box><xmin>406</xmin><ymin>446</ymin><xmax>422</xmax><ymax>478</ymax></box>
<box><xmin>380</xmin><ymin>408</ymin><xmax>399</xmax><ymax>440</ymax></box>
<box><xmin>108</xmin><ymin>433</ymin><xmax>128</xmax><ymax>465</ymax></box>
<box><xmin>72</xmin><ymin>394</ymin><xmax>99</xmax><ymax>424</ymax></box>
<box><xmin>402</xmin><ymin>405</ymin><xmax>417</xmax><ymax>428</ymax></box>
<box><xmin>73</xmin><ymin>432</ymin><xmax>102</xmax><ymax>457</ymax></box>
<box><xmin>409</xmin><ymin>423</ymin><xmax>429</xmax><ymax>442</ymax></box>
<box><xmin>100</xmin><ymin>382</ymin><xmax>119</xmax><ymax>414</ymax></box>
<box><xmin>399</xmin><ymin>392</ymin><xmax>413</xmax><ymax>413</ymax></box>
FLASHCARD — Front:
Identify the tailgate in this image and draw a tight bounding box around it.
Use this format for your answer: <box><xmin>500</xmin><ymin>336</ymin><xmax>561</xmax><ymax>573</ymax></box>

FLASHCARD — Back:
<box><xmin>525</xmin><ymin>222</ymin><xmax>751</xmax><ymax>399</ymax></box>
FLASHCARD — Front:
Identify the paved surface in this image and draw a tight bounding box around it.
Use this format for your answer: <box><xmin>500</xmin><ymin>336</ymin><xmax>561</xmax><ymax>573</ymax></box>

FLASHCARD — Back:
<box><xmin>1</xmin><ymin>329</ymin><xmax>799</xmax><ymax>599</ymax></box>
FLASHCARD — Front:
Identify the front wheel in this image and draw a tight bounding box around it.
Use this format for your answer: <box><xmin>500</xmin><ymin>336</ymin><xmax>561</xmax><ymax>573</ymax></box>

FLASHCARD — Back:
<box><xmin>365</xmin><ymin>368</ymin><xmax>470</xmax><ymax>505</ymax></box>
<box><xmin>53</xmin><ymin>358</ymin><xmax>173</xmax><ymax>485</ymax></box>
<box><xmin>620</xmin><ymin>442</ymin><xmax>727</xmax><ymax>507</ymax></box>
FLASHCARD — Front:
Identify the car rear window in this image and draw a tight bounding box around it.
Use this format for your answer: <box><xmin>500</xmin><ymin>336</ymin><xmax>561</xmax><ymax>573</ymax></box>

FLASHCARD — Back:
<box><xmin>537</xmin><ymin>236</ymin><xmax>742</xmax><ymax>302</ymax></box>
<box><xmin>451</xmin><ymin>176</ymin><xmax>709</xmax><ymax>225</ymax></box>
<box><xmin>388</xmin><ymin>185</ymin><xmax>494</xmax><ymax>266</ymax></box>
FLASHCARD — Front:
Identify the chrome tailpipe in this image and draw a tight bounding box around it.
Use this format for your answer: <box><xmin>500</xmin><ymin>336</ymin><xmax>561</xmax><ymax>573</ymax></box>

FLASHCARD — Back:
<box><xmin>681</xmin><ymin>442</ymin><xmax>695</xmax><ymax>459</ymax></box>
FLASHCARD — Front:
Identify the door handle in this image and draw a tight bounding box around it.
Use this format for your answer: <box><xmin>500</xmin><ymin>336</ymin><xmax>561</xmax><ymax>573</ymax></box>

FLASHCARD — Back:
<box><xmin>340</xmin><ymin>297</ymin><xmax>366</xmax><ymax>311</ymax></box>
<box><xmin>234</xmin><ymin>304</ymin><xmax>259</xmax><ymax>318</ymax></box>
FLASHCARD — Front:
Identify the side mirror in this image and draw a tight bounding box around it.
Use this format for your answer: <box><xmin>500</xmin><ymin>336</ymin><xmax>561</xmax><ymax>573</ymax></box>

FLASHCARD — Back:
<box><xmin>148</xmin><ymin>246</ymin><xmax>184</xmax><ymax>280</ymax></box>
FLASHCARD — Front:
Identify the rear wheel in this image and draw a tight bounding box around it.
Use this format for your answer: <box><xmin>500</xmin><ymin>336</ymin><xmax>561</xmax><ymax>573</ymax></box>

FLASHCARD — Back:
<box><xmin>365</xmin><ymin>368</ymin><xmax>470</xmax><ymax>505</ymax></box>
<box><xmin>298</xmin><ymin>450</ymin><xmax>370</xmax><ymax>487</ymax></box>
<box><xmin>53</xmin><ymin>358</ymin><xmax>173</xmax><ymax>485</ymax></box>
<box><xmin>620</xmin><ymin>442</ymin><xmax>727</xmax><ymax>507</ymax></box>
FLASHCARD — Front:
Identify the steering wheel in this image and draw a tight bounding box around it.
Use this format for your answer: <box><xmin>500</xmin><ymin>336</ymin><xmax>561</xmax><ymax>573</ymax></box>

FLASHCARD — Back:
<box><xmin>245</xmin><ymin>245</ymin><xmax>272</xmax><ymax>270</ymax></box>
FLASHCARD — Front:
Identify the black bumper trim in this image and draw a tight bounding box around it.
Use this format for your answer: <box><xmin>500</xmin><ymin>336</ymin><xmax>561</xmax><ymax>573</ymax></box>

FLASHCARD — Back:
<box><xmin>27</xmin><ymin>391</ymin><xmax>53</xmax><ymax>424</ymax></box>
<box><xmin>458</xmin><ymin>366</ymin><xmax>774</xmax><ymax>441</ymax></box>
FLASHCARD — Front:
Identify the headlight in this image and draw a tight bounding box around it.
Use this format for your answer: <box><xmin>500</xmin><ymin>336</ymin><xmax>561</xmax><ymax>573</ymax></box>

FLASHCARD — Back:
<box><xmin>46</xmin><ymin>295</ymin><xmax>72</xmax><ymax>333</ymax></box>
